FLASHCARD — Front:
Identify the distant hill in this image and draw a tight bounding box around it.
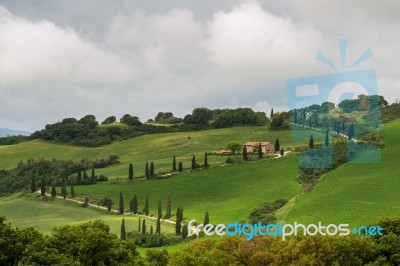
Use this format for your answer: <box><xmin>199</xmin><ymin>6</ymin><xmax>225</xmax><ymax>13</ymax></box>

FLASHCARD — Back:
<box><xmin>0</xmin><ymin>128</ymin><xmax>31</xmax><ymax>137</ymax></box>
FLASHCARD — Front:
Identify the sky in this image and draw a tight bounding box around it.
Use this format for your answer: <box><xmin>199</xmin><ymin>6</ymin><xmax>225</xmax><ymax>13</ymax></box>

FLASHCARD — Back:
<box><xmin>0</xmin><ymin>0</ymin><xmax>399</xmax><ymax>131</ymax></box>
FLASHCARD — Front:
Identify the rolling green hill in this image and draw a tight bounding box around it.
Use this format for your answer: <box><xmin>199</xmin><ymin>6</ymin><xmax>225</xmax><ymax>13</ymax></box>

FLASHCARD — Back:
<box><xmin>281</xmin><ymin>119</ymin><xmax>400</xmax><ymax>227</ymax></box>
<box><xmin>0</xmin><ymin>194</ymin><xmax>175</xmax><ymax>235</ymax></box>
<box><xmin>0</xmin><ymin>126</ymin><xmax>302</xmax><ymax>180</ymax></box>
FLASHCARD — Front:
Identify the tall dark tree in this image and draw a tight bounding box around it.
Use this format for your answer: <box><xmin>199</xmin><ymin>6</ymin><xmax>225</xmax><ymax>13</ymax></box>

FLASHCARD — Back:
<box><xmin>178</xmin><ymin>161</ymin><xmax>183</xmax><ymax>172</ymax></box>
<box><xmin>309</xmin><ymin>118</ymin><xmax>312</xmax><ymax>128</ymax></box>
<box><xmin>141</xmin><ymin>219</ymin><xmax>146</xmax><ymax>235</ymax></box>
<box><xmin>156</xmin><ymin>218</ymin><xmax>161</xmax><ymax>234</ymax></box>
<box><xmin>128</xmin><ymin>163</ymin><xmax>134</xmax><ymax>181</ymax></box>
<box><xmin>131</xmin><ymin>195</ymin><xmax>138</xmax><ymax>214</ymax></box>
<box><xmin>70</xmin><ymin>184</ymin><xmax>75</xmax><ymax>198</ymax></box>
<box><xmin>51</xmin><ymin>184</ymin><xmax>56</xmax><ymax>198</ymax></box>
<box><xmin>172</xmin><ymin>155</ymin><xmax>177</xmax><ymax>172</ymax></box>
<box><xmin>270</xmin><ymin>108</ymin><xmax>274</xmax><ymax>118</ymax></box>
<box><xmin>77</xmin><ymin>166</ymin><xmax>82</xmax><ymax>181</ymax></box>
<box><xmin>83</xmin><ymin>169</ymin><xmax>88</xmax><ymax>180</ymax></box>
<box><xmin>61</xmin><ymin>180</ymin><xmax>67</xmax><ymax>199</ymax></box>
<box><xmin>143</xmin><ymin>196</ymin><xmax>149</xmax><ymax>216</ymax></box>
<box><xmin>191</xmin><ymin>156</ymin><xmax>196</xmax><ymax>170</ymax></box>
<box><xmin>175</xmin><ymin>207</ymin><xmax>183</xmax><ymax>235</ymax></box>
<box><xmin>348</xmin><ymin>123</ymin><xmax>355</xmax><ymax>140</ymax></box>
<box><xmin>204</xmin><ymin>153</ymin><xmax>208</xmax><ymax>167</ymax></box>
<box><xmin>158</xmin><ymin>199</ymin><xmax>162</xmax><ymax>220</ymax></box>
<box><xmin>204</xmin><ymin>211</ymin><xmax>209</xmax><ymax>226</ymax></box>
<box><xmin>40</xmin><ymin>179</ymin><xmax>46</xmax><ymax>197</ymax></box>
<box><xmin>165</xmin><ymin>194</ymin><xmax>172</xmax><ymax>219</ymax></box>
<box><xmin>150</xmin><ymin>162</ymin><xmax>155</xmax><ymax>178</ymax></box>
<box><xmin>119</xmin><ymin>191</ymin><xmax>124</xmax><ymax>214</ymax></box>
<box><xmin>325</xmin><ymin>130</ymin><xmax>329</xmax><ymax>146</ymax></box>
<box><xmin>150</xmin><ymin>225</ymin><xmax>154</xmax><ymax>235</ymax></box>
<box><xmin>91</xmin><ymin>166</ymin><xmax>96</xmax><ymax>182</ymax></box>
<box><xmin>120</xmin><ymin>218</ymin><xmax>126</xmax><ymax>240</ymax></box>
<box><xmin>309</xmin><ymin>134</ymin><xmax>314</xmax><ymax>148</ymax></box>
<box><xmin>274</xmin><ymin>139</ymin><xmax>280</xmax><ymax>153</ymax></box>
<box><xmin>280</xmin><ymin>148</ymin><xmax>284</xmax><ymax>156</ymax></box>
<box><xmin>258</xmin><ymin>143</ymin><xmax>263</xmax><ymax>158</ymax></box>
<box><xmin>107</xmin><ymin>198</ymin><xmax>112</xmax><ymax>211</ymax></box>
<box><xmin>181</xmin><ymin>223</ymin><xmax>188</xmax><ymax>239</ymax></box>
<box><xmin>242</xmin><ymin>146</ymin><xmax>248</xmax><ymax>161</ymax></box>
<box><xmin>294</xmin><ymin>109</ymin><xmax>298</xmax><ymax>124</ymax></box>
<box><xmin>138</xmin><ymin>217</ymin><xmax>141</xmax><ymax>232</ymax></box>
<box><xmin>145</xmin><ymin>161</ymin><xmax>150</xmax><ymax>179</ymax></box>
<box><xmin>30</xmin><ymin>178</ymin><xmax>36</xmax><ymax>193</ymax></box>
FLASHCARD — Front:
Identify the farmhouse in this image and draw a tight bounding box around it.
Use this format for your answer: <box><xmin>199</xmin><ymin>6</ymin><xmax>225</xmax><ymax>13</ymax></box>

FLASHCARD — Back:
<box><xmin>245</xmin><ymin>141</ymin><xmax>275</xmax><ymax>154</ymax></box>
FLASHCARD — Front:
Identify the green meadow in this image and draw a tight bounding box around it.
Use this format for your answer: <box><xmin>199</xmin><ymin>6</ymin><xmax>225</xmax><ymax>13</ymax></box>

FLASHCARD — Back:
<box><xmin>0</xmin><ymin>126</ymin><xmax>303</xmax><ymax>180</ymax></box>
<box><xmin>0</xmin><ymin>194</ymin><xmax>176</xmax><ymax>235</ymax></box>
<box><xmin>282</xmin><ymin>119</ymin><xmax>400</xmax><ymax>226</ymax></box>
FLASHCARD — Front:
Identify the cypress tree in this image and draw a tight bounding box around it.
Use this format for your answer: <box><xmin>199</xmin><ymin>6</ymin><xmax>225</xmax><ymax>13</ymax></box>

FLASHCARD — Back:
<box><xmin>30</xmin><ymin>178</ymin><xmax>36</xmax><ymax>193</ymax></box>
<box><xmin>309</xmin><ymin>118</ymin><xmax>312</xmax><ymax>128</ymax></box>
<box><xmin>150</xmin><ymin>225</ymin><xmax>153</xmax><ymax>235</ymax></box>
<box><xmin>83</xmin><ymin>196</ymin><xmax>89</xmax><ymax>207</ymax></box>
<box><xmin>242</xmin><ymin>146</ymin><xmax>248</xmax><ymax>161</ymax></box>
<box><xmin>119</xmin><ymin>191</ymin><xmax>124</xmax><ymax>214</ymax></box>
<box><xmin>175</xmin><ymin>207</ymin><xmax>183</xmax><ymax>235</ymax></box>
<box><xmin>120</xmin><ymin>218</ymin><xmax>126</xmax><ymax>240</ymax></box>
<box><xmin>83</xmin><ymin>169</ymin><xmax>88</xmax><ymax>180</ymax></box>
<box><xmin>156</xmin><ymin>218</ymin><xmax>161</xmax><ymax>234</ymax></box>
<box><xmin>204</xmin><ymin>153</ymin><xmax>208</xmax><ymax>167</ymax></box>
<box><xmin>258</xmin><ymin>143</ymin><xmax>263</xmax><ymax>158</ymax></box>
<box><xmin>172</xmin><ymin>155</ymin><xmax>177</xmax><ymax>172</ymax></box>
<box><xmin>178</xmin><ymin>161</ymin><xmax>183</xmax><ymax>172</ymax></box>
<box><xmin>107</xmin><ymin>198</ymin><xmax>112</xmax><ymax>211</ymax></box>
<box><xmin>132</xmin><ymin>195</ymin><xmax>138</xmax><ymax>214</ymax></box>
<box><xmin>274</xmin><ymin>139</ymin><xmax>280</xmax><ymax>153</ymax></box>
<box><xmin>150</xmin><ymin>162</ymin><xmax>155</xmax><ymax>178</ymax></box>
<box><xmin>325</xmin><ymin>130</ymin><xmax>329</xmax><ymax>146</ymax></box>
<box><xmin>309</xmin><ymin>135</ymin><xmax>314</xmax><ymax>148</ymax></box>
<box><xmin>138</xmin><ymin>217</ymin><xmax>141</xmax><ymax>232</ymax></box>
<box><xmin>145</xmin><ymin>161</ymin><xmax>149</xmax><ymax>179</ymax></box>
<box><xmin>158</xmin><ymin>199</ymin><xmax>162</xmax><ymax>219</ymax></box>
<box><xmin>77</xmin><ymin>166</ymin><xmax>82</xmax><ymax>181</ymax></box>
<box><xmin>142</xmin><ymin>219</ymin><xmax>146</xmax><ymax>235</ymax></box>
<box><xmin>91</xmin><ymin>166</ymin><xmax>96</xmax><ymax>182</ymax></box>
<box><xmin>40</xmin><ymin>179</ymin><xmax>46</xmax><ymax>197</ymax></box>
<box><xmin>204</xmin><ymin>211</ymin><xmax>209</xmax><ymax>226</ymax></box>
<box><xmin>280</xmin><ymin>148</ymin><xmax>284</xmax><ymax>156</ymax></box>
<box><xmin>143</xmin><ymin>196</ymin><xmax>149</xmax><ymax>215</ymax></box>
<box><xmin>62</xmin><ymin>180</ymin><xmax>67</xmax><ymax>199</ymax></box>
<box><xmin>165</xmin><ymin>194</ymin><xmax>171</xmax><ymax>219</ymax></box>
<box><xmin>270</xmin><ymin>108</ymin><xmax>274</xmax><ymax>118</ymax></box>
<box><xmin>128</xmin><ymin>163</ymin><xmax>134</xmax><ymax>181</ymax></box>
<box><xmin>294</xmin><ymin>109</ymin><xmax>298</xmax><ymax>124</ymax></box>
<box><xmin>70</xmin><ymin>184</ymin><xmax>75</xmax><ymax>198</ymax></box>
<box><xmin>191</xmin><ymin>156</ymin><xmax>196</xmax><ymax>170</ymax></box>
<box><xmin>181</xmin><ymin>223</ymin><xmax>188</xmax><ymax>239</ymax></box>
<box><xmin>51</xmin><ymin>184</ymin><xmax>56</xmax><ymax>198</ymax></box>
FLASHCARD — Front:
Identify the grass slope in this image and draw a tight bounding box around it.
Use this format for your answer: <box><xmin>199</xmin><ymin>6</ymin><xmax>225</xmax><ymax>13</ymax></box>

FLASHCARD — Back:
<box><xmin>0</xmin><ymin>126</ymin><xmax>302</xmax><ymax>180</ymax></box>
<box><xmin>0</xmin><ymin>194</ymin><xmax>175</xmax><ymax>235</ymax></box>
<box><xmin>283</xmin><ymin>119</ymin><xmax>400</xmax><ymax>227</ymax></box>
<box><xmin>74</xmin><ymin>156</ymin><xmax>302</xmax><ymax>225</ymax></box>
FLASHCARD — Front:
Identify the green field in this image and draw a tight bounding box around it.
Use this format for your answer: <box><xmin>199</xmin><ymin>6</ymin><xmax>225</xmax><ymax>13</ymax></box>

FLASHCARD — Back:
<box><xmin>0</xmin><ymin>126</ymin><xmax>302</xmax><ymax>181</ymax></box>
<box><xmin>282</xmin><ymin>119</ymin><xmax>400</xmax><ymax>226</ymax></box>
<box><xmin>0</xmin><ymin>194</ymin><xmax>176</xmax><ymax>235</ymax></box>
<box><xmin>74</xmin><ymin>155</ymin><xmax>302</xmax><ymax>225</ymax></box>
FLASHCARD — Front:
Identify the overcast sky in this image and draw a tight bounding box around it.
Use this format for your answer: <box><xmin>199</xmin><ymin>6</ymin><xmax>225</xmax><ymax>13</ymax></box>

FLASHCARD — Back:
<box><xmin>0</xmin><ymin>0</ymin><xmax>399</xmax><ymax>131</ymax></box>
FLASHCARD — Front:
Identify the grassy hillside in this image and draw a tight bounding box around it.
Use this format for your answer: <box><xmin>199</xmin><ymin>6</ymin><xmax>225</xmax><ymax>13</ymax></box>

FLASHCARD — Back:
<box><xmin>0</xmin><ymin>126</ymin><xmax>302</xmax><ymax>180</ymax></box>
<box><xmin>73</xmin><ymin>156</ymin><xmax>302</xmax><ymax>225</ymax></box>
<box><xmin>0</xmin><ymin>194</ymin><xmax>175</xmax><ymax>235</ymax></box>
<box><xmin>282</xmin><ymin>119</ymin><xmax>400</xmax><ymax>226</ymax></box>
